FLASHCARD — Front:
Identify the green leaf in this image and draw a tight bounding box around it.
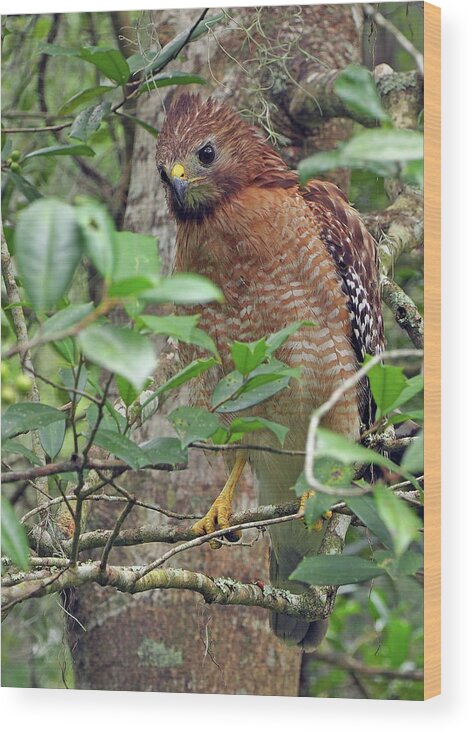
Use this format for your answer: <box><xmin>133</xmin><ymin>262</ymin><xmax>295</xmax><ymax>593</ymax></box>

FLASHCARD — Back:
<box><xmin>79</xmin><ymin>46</ymin><xmax>130</xmax><ymax>85</ymax></box>
<box><xmin>156</xmin><ymin>357</ymin><xmax>218</xmax><ymax>396</ymax></box>
<box><xmin>59</xmin><ymin>366</ymin><xmax>89</xmax><ymax>401</ymax></box>
<box><xmin>374</xmin><ymin>484</ymin><xmax>422</xmax><ymax>556</ymax></box>
<box><xmin>385</xmin><ymin>618</ymin><xmax>412</xmax><ymax>667</ymax></box>
<box><xmin>75</xmin><ymin>200</ymin><xmax>116</xmax><ymax>279</ymax></box>
<box><xmin>93</xmin><ymin>428</ymin><xmax>147</xmax><ymax>469</ymax></box>
<box><xmin>108</xmin><ymin>276</ymin><xmax>156</xmax><ymax>298</ymax></box>
<box><xmin>298</xmin><ymin>129</ymin><xmax>423</xmax><ymax>183</ymax></box>
<box><xmin>1</xmin><ymin>496</ymin><xmax>30</xmax><ymax>571</ymax></box>
<box><xmin>135</xmin><ymin>13</ymin><xmax>224</xmax><ymax>75</ymax></box>
<box><xmin>137</xmin><ymin>71</ymin><xmax>206</xmax><ymax>95</ymax></box>
<box><xmin>139</xmin><ymin>314</ymin><xmax>199</xmax><ymax>340</ymax></box>
<box><xmin>58</xmin><ymin>85</ymin><xmax>114</xmax><ymax>115</ymax></box>
<box><xmin>316</xmin><ymin>428</ymin><xmax>408</xmax><ymax>475</ymax></box>
<box><xmin>293</xmin><ymin>457</ymin><xmax>354</xmax><ymax>498</ymax></box>
<box><xmin>291</xmin><ymin>555</ymin><xmax>386</xmax><ymax>586</ymax></box>
<box><xmin>139</xmin><ymin>436</ymin><xmax>188</xmax><ymax>466</ymax></box>
<box><xmin>117</xmin><ymin>112</ymin><xmax>159</xmax><ymax>138</ymax></box>
<box><xmin>69</xmin><ymin>101</ymin><xmax>111</xmax><ymax>142</ymax></box>
<box><xmin>213</xmin><ymin>360</ymin><xmax>300</xmax><ymax>413</ymax></box>
<box><xmin>237</xmin><ymin>360</ymin><xmax>300</xmax><ymax>393</ymax></box>
<box><xmin>15</xmin><ymin>199</ymin><xmax>83</xmax><ymax>310</ymax></box>
<box><xmin>139</xmin><ymin>314</ymin><xmax>219</xmax><ymax>357</ymax></box>
<box><xmin>402</xmin><ymin>159</ymin><xmax>424</xmax><ymax>190</ymax></box>
<box><xmin>169</xmin><ymin>406</ymin><xmax>221</xmax><ymax>448</ymax></box>
<box><xmin>41</xmin><ymin>303</ymin><xmax>94</xmax><ymax>364</ymax></box>
<box><xmin>389</xmin><ymin>374</ymin><xmax>424</xmax><ymax>411</ymax></box>
<box><xmin>215</xmin><ymin>375</ymin><xmax>292</xmax><ymax>414</ymax></box>
<box><xmin>211</xmin><ymin>371</ymin><xmax>244</xmax><ymax>409</ymax></box>
<box><xmin>401</xmin><ymin>430</ymin><xmax>424</xmax><ymax>473</ymax></box>
<box><xmin>304</xmin><ymin>493</ymin><xmax>335</xmax><ymax>528</ymax></box>
<box><xmin>228</xmin><ymin>417</ymin><xmax>289</xmax><ymax>446</ymax></box>
<box><xmin>2</xmin><ymin>439</ymin><xmax>42</xmax><ymax>466</ymax></box>
<box><xmin>334</xmin><ymin>64</ymin><xmax>390</xmax><ymax>122</ymax></box>
<box><xmin>266</xmin><ymin>321</ymin><xmax>316</xmax><ymax>355</ymax></box>
<box><xmin>115</xmin><ymin>375</ymin><xmax>139</xmax><ymax>407</ymax></box>
<box><xmin>141</xmin><ymin>273</ymin><xmax>223</xmax><ymax>305</ymax></box>
<box><xmin>347</xmin><ymin>495</ymin><xmax>393</xmax><ymax>549</ymax></box>
<box><xmin>2</xmin><ymin>402</ymin><xmax>65</xmax><ymax>442</ymax></box>
<box><xmin>396</xmin><ymin>551</ymin><xmax>424</xmax><ymax>576</ymax></box>
<box><xmin>7</xmin><ymin>171</ymin><xmax>43</xmax><ymax>202</ymax></box>
<box><xmin>366</xmin><ymin>359</ymin><xmax>408</xmax><ymax>416</ymax></box>
<box><xmin>37</xmin><ymin>42</ymin><xmax>81</xmax><ymax>57</ymax></box>
<box><xmin>113</xmin><ymin>231</ymin><xmax>160</xmax><ymax>281</ymax></box>
<box><xmin>39</xmin><ymin>419</ymin><xmax>66</xmax><ymax>459</ymax></box>
<box><xmin>78</xmin><ymin>325</ymin><xmax>156</xmax><ymax>390</ymax></box>
<box><xmin>23</xmin><ymin>144</ymin><xmax>95</xmax><ymax>160</ymax></box>
<box><xmin>231</xmin><ymin>339</ymin><xmax>268</xmax><ymax>375</ymax></box>
<box><xmin>343</xmin><ymin>128</ymin><xmax>423</xmax><ymax>163</ymax></box>
<box><xmin>387</xmin><ymin>409</ymin><xmax>424</xmax><ymax>426</ymax></box>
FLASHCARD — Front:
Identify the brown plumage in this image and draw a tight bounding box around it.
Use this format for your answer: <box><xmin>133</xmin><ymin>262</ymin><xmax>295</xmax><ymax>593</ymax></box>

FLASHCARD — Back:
<box><xmin>156</xmin><ymin>94</ymin><xmax>384</xmax><ymax>650</ymax></box>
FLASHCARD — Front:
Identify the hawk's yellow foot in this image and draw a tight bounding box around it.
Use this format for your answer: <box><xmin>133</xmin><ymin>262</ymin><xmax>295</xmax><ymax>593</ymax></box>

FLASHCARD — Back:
<box><xmin>192</xmin><ymin>454</ymin><xmax>246</xmax><ymax>548</ymax></box>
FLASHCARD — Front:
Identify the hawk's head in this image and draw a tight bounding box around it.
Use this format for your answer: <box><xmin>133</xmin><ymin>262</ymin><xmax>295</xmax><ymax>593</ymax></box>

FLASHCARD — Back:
<box><xmin>156</xmin><ymin>94</ymin><xmax>295</xmax><ymax>221</ymax></box>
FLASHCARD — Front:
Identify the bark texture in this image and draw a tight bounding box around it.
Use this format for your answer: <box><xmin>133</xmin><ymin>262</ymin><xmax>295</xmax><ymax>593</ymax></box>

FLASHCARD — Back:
<box><xmin>67</xmin><ymin>4</ymin><xmax>363</xmax><ymax>695</ymax></box>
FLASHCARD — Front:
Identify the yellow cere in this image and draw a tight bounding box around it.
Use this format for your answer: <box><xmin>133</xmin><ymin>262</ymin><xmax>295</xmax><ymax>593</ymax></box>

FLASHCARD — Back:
<box><xmin>171</xmin><ymin>162</ymin><xmax>187</xmax><ymax>179</ymax></box>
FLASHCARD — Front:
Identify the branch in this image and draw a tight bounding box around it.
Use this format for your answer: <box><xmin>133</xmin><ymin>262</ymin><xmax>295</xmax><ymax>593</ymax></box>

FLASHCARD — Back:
<box><xmin>381</xmin><ymin>275</ymin><xmax>424</xmax><ymax>349</ymax></box>
<box><xmin>314</xmin><ymin>649</ymin><xmax>423</xmax><ymax>682</ymax></box>
<box><xmin>1</xmin><ymin>456</ymin><xmax>187</xmax><ymax>485</ymax></box>
<box><xmin>362</xmin><ymin>189</ymin><xmax>424</xmax><ymax>275</ymax></box>
<box><xmin>1</xmin><ymin>561</ymin><xmax>331</xmax><ymax>621</ymax></box>
<box><xmin>29</xmin><ymin>480</ymin><xmax>421</xmax><ymax>557</ymax></box>
<box><xmin>288</xmin><ymin>68</ymin><xmax>422</xmax><ymax>131</ymax></box>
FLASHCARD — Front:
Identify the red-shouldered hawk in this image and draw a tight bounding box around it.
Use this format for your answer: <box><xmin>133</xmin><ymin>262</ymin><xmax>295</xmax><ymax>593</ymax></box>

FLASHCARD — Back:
<box><xmin>156</xmin><ymin>94</ymin><xmax>384</xmax><ymax>650</ymax></box>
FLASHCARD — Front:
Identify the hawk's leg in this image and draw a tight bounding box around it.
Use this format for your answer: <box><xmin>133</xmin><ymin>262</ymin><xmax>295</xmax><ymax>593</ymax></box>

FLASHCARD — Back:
<box><xmin>192</xmin><ymin>454</ymin><xmax>246</xmax><ymax>547</ymax></box>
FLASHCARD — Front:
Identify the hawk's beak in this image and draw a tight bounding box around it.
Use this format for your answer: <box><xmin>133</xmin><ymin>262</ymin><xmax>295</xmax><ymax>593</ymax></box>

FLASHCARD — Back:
<box><xmin>170</xmin><ymin>162</ymin><xmax>189</xmax><ymax>208</ymax></box>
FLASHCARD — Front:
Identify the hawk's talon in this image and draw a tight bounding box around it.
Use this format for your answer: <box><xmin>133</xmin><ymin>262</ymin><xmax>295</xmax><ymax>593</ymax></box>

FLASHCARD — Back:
<box><xmin>191</xmin><ymin>454</ymin><xmax>246</xmax><ymax>549</ymax></box>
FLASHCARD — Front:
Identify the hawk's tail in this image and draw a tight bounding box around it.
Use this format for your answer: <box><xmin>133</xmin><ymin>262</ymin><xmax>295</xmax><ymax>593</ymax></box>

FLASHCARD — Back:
<box><xmin>268</xmin><ymin>531</ymin><xmax>328</xmax><ymax>652</ymax></box>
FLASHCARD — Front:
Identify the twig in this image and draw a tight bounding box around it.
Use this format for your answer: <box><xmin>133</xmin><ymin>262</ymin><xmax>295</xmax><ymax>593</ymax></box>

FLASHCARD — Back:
<box><xmin>20</xmin><ymin>493</ymin><xmax>199</xmax><ymax>525</ymax></box>
<box><xmin>99</xmin><ymin>497</ymin><xmax>136</xmax><ymax>571</ymax></box>
<box><xmin>1</xmin><ymin>457</ymin><xmax>186</xmax><ymax>484</ymax></box>
<box><xmin>5</xmin><ymin>296</ymin><xmax>118</xmax><ymax>359</ymax></box>
<box><xmin>134</xmin><ymin>510</ymin><xmax>304</xmax><ymax>582</ymax></box>
<box><xmin>69</xmin><ymin>376</ymin><xmax>113</xmax><ymax>566</ymax></box>
<box><xmin>364</xmin><ymin>4</ymin><xmax>424</xmax><ymax>76</ymax></box>
<box><xmin>21</xmin><ymin>361</ymin><xmax>102</xmax><ymax>406</ymax></box>
<box><xmin>304</xmin><ymin>349</ymin><xmax>424</xmax><ymax>493</ymax></box>
<box><xmin>190</xmin><ymin>441</ymin><xmax>305</xmax><ymax>457</ymax></box>
<box><xmin>3</xmin><ymin>431</ymin><xmax>417</xmax><ymax>487</ymax></box>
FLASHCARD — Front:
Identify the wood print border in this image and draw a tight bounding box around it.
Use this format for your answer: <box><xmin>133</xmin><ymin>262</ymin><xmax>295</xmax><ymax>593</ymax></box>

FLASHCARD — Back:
<box><xmin>424</xmin><ymin>1</ymin><xmax>441</xmax><ymax>701</ymax></box>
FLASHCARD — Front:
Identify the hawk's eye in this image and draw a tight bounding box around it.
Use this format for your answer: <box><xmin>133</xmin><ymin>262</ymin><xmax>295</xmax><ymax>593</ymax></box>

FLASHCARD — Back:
<box><xmin>198</xmin><ymin>144</ymin><xmax>215</xmax><ymax>165</ymax></box>
<box><xmin>159</xmin><ymin>167</ymin><xmax>170</xmax><ymax>184</ymax></box>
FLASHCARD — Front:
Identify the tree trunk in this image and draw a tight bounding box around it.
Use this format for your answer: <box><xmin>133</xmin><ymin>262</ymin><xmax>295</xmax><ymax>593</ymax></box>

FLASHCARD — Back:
<box><xmin>67</xmin><ymin>4</ymin><xmax>363</xmax><ymax>695</ymax></box>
